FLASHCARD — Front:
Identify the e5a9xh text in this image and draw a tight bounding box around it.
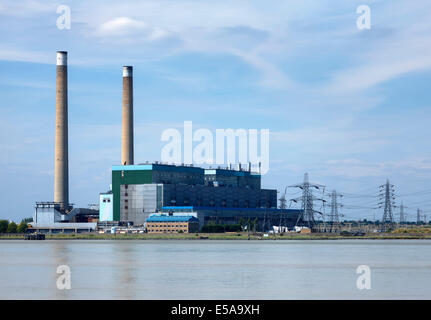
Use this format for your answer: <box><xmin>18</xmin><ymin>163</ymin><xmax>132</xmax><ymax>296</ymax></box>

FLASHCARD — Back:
<box><xmin>215</xmin><ymin>304</ymin><xmax>260</xmax><ymax>315</ymax></box>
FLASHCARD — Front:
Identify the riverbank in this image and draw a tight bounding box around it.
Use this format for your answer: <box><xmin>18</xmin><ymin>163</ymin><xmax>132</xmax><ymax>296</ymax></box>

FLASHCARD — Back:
<box><xmin>1</xmin><ymin>232</ymin><xmax>431</xmax><ymax>240</ymax></box>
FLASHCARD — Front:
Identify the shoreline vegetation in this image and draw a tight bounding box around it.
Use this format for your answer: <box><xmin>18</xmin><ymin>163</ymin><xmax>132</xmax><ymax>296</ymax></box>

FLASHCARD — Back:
<box><xmin>1</xmin><ymin>231</ymin><xmax>431</xmax><ymax>240</ymax></box>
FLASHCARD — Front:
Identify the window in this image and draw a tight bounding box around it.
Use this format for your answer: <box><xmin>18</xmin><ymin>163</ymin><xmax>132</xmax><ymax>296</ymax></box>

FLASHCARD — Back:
<box><xmin>125</xmin><ymin>205</ymin><xmax>128</xmax><ymax>209</ymax></box>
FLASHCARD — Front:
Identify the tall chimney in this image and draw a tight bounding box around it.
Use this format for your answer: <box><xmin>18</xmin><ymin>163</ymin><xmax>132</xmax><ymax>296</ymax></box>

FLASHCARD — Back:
<box><xmin>122</xmin><ymin>66</ymin><xmax>134</xmax><ymax>165</ymax></box>
<box><xmin>54</xmin><ymin>51</ymin><xmax>69</xmax><ymax>210</ymax></box>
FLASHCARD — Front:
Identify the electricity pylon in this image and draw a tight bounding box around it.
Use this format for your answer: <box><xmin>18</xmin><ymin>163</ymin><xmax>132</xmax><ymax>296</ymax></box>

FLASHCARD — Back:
<box><xmin>378</xmin><ymin>179</ymin><xmax>396</xmax><ymax>232</ymax></box>
<box><xmin>289</xmin><ymin>173</ymin><xmax>326</xmax><ymax>229</ymax></box>
<box><xmin>328</xmin><ymin>190</ymin><xmax>343</xmax><ymax>233</ymax></box>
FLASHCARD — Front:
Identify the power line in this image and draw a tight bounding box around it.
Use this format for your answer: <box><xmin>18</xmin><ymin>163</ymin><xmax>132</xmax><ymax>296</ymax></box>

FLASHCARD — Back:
<box><xmin>342</xmin><ymin>205</ymin><xmax>379</xmax><ymax>209</ymax></box>
<box><xmin>402</xmin><ymin>199</ymin><xmax>431</xmax><ymax>206</ymax></box>
<box><xmin>397</xmin><ymin>189</ymin><xmax>431</xmax><ymax>197</ymax></box>
<box><xmin>341</xmin><ymin>193</ymin><xmax>378</xmax><ymax>198</ymax></box>
<box><xmin>291</xmin><ymin>179</ymin><xmax>431</xmax><ymax>224</ymax></box>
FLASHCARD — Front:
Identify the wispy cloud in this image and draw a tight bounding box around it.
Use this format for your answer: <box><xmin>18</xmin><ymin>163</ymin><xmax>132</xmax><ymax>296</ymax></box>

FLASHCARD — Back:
<box><xmin>0</xmin><ymin>48</ymin><xmax>52</xmax><ymax>64</ymax></box>
<box><xmin>324</xmin><ymin>32</ymin><xmax>431</xmax><ymax>94</ymax></box>
<box><xmin>93</xmin><ymin>17</ymin><xmax>170</xmax><ymax>42</ymax></box>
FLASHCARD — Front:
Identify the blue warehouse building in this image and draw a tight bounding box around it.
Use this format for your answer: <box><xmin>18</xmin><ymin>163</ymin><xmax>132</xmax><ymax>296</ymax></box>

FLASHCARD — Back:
<box><xmin>146</xmin><ymin>215</ymin><xmax>200</xmax><ymax>233</ymax></box>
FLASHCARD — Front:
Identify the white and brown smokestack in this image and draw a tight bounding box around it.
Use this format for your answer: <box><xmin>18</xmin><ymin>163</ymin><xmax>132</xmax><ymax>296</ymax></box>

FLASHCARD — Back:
<box><xmin>54</xmin><ymin>51</ymin><xmax>69</xmax><ymax>210</ymax></box>
<box><xmin>122</xmin><ymin>66</ymin><xmax>134</xmax><ymax>165</ymax></box>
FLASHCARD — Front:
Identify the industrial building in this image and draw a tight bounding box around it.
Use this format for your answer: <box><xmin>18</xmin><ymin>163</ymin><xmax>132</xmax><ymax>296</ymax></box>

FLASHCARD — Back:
<box><xmin>99</xmin><ymin>163</ymin><xmax>302</xmax><ymax>230</ymax></box>
<box><xmin>146</xmin><ymin>215</ymin><xmax>199</xmax><ymax>233</ymax></box>
<box><xmin>32</xmin><ymin>198</ymin><xmax>98</xmax><ymax>233</ymax></box>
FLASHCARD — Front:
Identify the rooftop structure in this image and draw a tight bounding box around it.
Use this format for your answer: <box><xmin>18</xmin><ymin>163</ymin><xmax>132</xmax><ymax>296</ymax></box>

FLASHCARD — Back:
<box><xmin>204</xmin><ymin>168</ymin><xmax>261</xmax><ymax>189</ymax></box>
<box><xmin>147</xmin><ymin>215</ymin><xmax>199</xmax><ymax>222</ymax></box>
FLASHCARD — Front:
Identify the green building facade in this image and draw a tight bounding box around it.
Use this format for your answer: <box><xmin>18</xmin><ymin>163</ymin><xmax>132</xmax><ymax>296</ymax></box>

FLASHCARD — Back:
<box><xmin>112</xmin><ymin>165</ymin><xmax>152</xmax><ymax>221</ymax></box>
<box><xmin>112</xmin><ymin>164</ymin><xmax>205</xmax><ymax>221</ymax></box>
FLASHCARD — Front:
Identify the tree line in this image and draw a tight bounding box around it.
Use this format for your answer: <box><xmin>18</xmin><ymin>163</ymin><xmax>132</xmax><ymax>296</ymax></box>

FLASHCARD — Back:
<box><xmin>0</xmin><ymin>218</ymin><xmax>31</xmax><ymax>233</ymax></box>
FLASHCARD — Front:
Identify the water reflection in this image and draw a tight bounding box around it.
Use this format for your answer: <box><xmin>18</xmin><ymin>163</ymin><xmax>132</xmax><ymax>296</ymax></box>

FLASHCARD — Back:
<box><xmin>0</xmin><ymin>240</ymin><xmax>430</xmax><ymax>299</ymax></box>
<box><xmin>113</xmin><ymin>242</ymin><xmax>138</xmax><ymax>299</ymax></box>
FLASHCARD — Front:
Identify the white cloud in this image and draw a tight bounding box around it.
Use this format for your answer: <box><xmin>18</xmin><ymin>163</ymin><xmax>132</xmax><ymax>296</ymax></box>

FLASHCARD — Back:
<box><xmin>94</xmin><ymin>17</ymin><xmax>169</xmax><ymax>41</ymax></box>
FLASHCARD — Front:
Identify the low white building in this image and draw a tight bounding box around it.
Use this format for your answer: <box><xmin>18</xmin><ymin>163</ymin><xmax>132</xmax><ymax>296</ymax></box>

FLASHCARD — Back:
<box><xmin>30</xmin><ymin>202</ymin><xmax>97</xmax><ymax>233</ymax></box>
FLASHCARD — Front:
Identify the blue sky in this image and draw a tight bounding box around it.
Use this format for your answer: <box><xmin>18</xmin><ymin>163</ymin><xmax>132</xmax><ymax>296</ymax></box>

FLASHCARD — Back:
<box><xmin>1</xmin><ymin>0</ymin><xmax>431</xmax><ymax>222</ymax></box>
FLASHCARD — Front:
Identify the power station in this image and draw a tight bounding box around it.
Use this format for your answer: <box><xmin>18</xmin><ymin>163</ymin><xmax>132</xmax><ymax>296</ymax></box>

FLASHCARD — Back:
<box><xmin>30</xmin><ymin>51</ymin><xmax>303</xmax><ymax>233</ymax></box>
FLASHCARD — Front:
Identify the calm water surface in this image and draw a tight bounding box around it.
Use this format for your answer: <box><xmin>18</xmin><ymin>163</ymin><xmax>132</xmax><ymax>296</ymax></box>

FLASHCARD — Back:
<box><xmin>0</xmin><ymin>239</ymin><xmax>430</xmax><ymax>299</ymax></box>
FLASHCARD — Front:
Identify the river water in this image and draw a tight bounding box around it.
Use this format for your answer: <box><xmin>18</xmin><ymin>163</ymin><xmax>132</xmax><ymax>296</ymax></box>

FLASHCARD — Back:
<box><xmin>0</xmin><ymin>239</ymin><xmax>430</xmax><ymax>299</ymax></box>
